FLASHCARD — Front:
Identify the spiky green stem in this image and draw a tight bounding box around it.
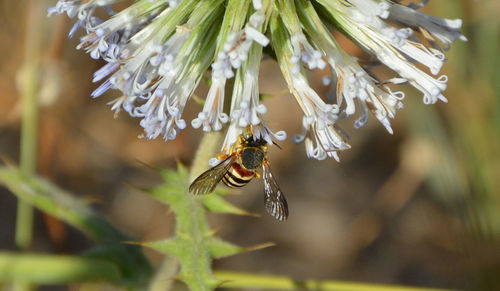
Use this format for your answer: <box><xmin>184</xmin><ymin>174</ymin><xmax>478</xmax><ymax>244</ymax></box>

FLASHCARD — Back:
<box><xmin>147</xmin><ymin>131</ymin><xmax>224</xmax><ymax>290</ymax></box>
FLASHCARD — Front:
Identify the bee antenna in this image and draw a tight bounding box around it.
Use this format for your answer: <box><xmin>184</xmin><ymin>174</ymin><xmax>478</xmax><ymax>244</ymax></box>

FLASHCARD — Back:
<box><xmin>272</xmin><ymin>141</ymin><xmax>282</xmax><ymax>150</ymax></box>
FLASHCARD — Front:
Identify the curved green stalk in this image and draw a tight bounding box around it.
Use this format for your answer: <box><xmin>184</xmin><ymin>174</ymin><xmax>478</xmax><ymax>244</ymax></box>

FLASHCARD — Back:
<box><xmin>0</xmin><ymin>165</ymin><xmax>153</xmax><ymax>287</ymax></box>
<box><xmin>0</xmin><ymin>252</ymin><xmax>456</xmax><ymax>291</ymax></box>
<box><xmin>0</xmin><ymin>252</ymin><xmax>120</xmax><ymax>284</ymax></box>
<box><xmin>214</xmin><ymin>270</ymin><xmax>454</xmax><ymax>291</ymax></box>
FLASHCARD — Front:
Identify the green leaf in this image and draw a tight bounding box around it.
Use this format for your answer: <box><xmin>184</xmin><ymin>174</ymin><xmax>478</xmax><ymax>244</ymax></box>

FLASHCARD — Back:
<box><xmin>144</xmin><ymin>238</ymin><xmax>186</xmax><ymax>258</ymax></box>
<box><xmin>207</xmin><ymin>238</ymin><xmax>274</xmax><ymax>259</ymax></box>
<box><xmin>0</xmin><ymin>165</ymin><xmax>122</xmax><ymax>241</ymax></box>
<box><xmin>144</xmin><ymin>162</ymin><xmax>250</xmax><ymax>217</ymax></box>
<box><xmin>200</xmin><ymin>194</ymin><xmax>257</xmax><ymax>216</ymax></box>
<box><xmin>83</xmin><ymin>242</ymin><xmax>152</xmax><ymax>286</ymax></box>
<box><xmin>0</xmin><ymin>165</ymin><xmax>153</xmax><ymax>286</ymax></box>
<box><xmin>206</xmin><ymin>237</ymin><xmax>244</xmax><ymax>259</ymax></box>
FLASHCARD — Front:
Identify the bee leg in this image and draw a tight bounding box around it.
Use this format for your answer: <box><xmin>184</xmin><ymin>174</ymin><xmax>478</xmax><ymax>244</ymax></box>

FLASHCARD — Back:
<box><xmin>255</xmin><ymin>172</ymin><xmax>261</xmax><ymax>178</ymax></box>
<box><xmin>216</xmin><ymin>153</ymin><xmax>229</xmax><ymax>160</ymax></box>
<box><xmin>238</xmin><ymin>134</ymin><xmax>246</xmax><ymax>144</ymax></box>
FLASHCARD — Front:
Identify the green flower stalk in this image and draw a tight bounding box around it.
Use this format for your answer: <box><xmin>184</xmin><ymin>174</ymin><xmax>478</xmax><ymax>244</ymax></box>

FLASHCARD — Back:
<box><xmin>48</xmin><ymin>0</ymin><xmax>465</xmax><ymax>161</ymax></box>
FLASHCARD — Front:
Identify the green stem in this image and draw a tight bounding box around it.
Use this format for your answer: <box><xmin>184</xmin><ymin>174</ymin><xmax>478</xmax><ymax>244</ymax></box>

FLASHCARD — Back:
<box><xmin>147</xmin><ymin>131</ymin><xmax>224</xmax><ymax>290</ymax></box>
<box><xmin>276</xmin><ymin>0</ymin><xmax>303</xmax><ymax>36</ymax></box>
<box><xmin>148</xmin><ymin>257</ymin><xmax>179</xmax><ymax>291</ymax></box>
<box><xmin>16</xmin><ymin>0</ymin><xmax>40</xmax><ymax>251</ymax></box>
<box><xmin>189</xmin><ymin>132</ymin><xmax>224</xmax><ymax>181</ymax></box>
<box><xmin>214</xmin><ymin>271</ymin><xmax>454</xmax><ymax>291</ymax></box>
<box><xmin>0</xmin><ymin>252</ymin><xmax>121</xmax><ymax>284</ymax></box>
<box><xmin>0</xmin><ymin>252</ymin><xmax>456</xmax><ymax>291</ymax></box>
<box><xmin>183</xmin><ymin>131</ymin><xmax>223</xmax><ymax>290</ymax></box>
<box><xmin>214</xmin><ymin>0</ymin><xmax>251</xmax><ymax>55</ymax></box>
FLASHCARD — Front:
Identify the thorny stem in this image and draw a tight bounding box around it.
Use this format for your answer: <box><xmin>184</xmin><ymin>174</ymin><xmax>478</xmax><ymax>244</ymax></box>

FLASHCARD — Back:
<box><xmin>184</xmin><ymin>131</ymin><xmax>223</xmax><ymax>291</ymax></box>
<box><xmin>150</xmin><ymin>131</ymin><xmax>223</xmax><ymax>291</ymax></box>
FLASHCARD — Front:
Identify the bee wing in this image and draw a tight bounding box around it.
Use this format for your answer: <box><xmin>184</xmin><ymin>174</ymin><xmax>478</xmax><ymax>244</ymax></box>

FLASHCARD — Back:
<box><xmin>189</xmin><ymin>155</ymin><xmax>236</xmax><ymax>195</ymax></box>
<box><xmin>262</xmin><ymin>160</ymin><xmax>289</xmax><ymax>221</ymax></box>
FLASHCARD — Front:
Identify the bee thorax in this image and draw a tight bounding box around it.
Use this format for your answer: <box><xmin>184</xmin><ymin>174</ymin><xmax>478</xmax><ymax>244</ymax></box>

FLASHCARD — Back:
<box><xmin>241</xmin><ymin>148</ymin><xmax>264</xmax><ymax>170</ymax></box>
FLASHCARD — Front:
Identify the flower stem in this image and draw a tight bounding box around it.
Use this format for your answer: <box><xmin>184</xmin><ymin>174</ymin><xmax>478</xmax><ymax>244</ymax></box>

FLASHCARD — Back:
<box><xmin>0</xmin><ymin>252</ymin><xmax>121</xmax><ymax>283</ymax></box>
<box><xmin>15</xmin><ymin>0</ymin><xmax>40</xmax><ymax>251</ymax></box>
<box><xmin>148</xmin><ymin>256</ymin><xmax>179</xmax><ymax>291</ymax></box>
<box><xmin>214</xmin><ymin>270</ymin><xmax>454</xmax><ymax>291</ymax></box>
<box><xmin>148</xmin><ymin>131</ymin><xmax>223</xmax><ymax>291</ymax></box>
<box><xmin>189</xmin><ymin>131</ymin><xmax>224</xmax><ymax>181</ymax></box>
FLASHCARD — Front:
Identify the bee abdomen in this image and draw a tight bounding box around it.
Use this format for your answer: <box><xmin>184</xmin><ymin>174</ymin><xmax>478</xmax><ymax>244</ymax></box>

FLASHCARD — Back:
<box><xmin>222</xmin><ymin>164</ymin><xmax>254</xmax><ymax>188</ymax></box>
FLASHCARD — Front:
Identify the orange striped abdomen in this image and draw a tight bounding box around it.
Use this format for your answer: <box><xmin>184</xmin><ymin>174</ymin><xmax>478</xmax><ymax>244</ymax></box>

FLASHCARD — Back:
<box><xmin>222</xmin><ymin>163</ymin><xmax>255</xmax><ymax>188</ymax></box>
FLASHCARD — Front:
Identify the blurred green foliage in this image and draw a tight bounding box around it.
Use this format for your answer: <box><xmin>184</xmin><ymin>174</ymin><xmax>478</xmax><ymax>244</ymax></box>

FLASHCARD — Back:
<box><xmin>0</xmin><ymin>164</ymin><xmax>153</xmax><ymax>287</ymax></box>
<box><xmin>421</xmin><ymin>0</ymin><xmax>500</xmax><ymax>237</ymax></box>
<box><xmin>0</xmin><ymin>162</ymin><xmax>459</xmax><ymax>291</ymax></box>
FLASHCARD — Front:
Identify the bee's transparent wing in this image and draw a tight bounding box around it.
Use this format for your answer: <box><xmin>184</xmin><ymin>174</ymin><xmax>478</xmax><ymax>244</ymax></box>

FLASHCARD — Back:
<box><xmin>189</xmin><ymin>155</ymin><xmax>236</xmax><ymax>195</ymax></box>
<box><xmin>262</xmin><ymin>160</ymin><xmax>289</xmax><ymax>221</ymax></box>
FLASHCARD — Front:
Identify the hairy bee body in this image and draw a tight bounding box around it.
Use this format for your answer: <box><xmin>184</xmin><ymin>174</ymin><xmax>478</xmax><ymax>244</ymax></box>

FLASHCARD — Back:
<box><xmin>222</xmin><ymin>145</ymin><xmax>264</xmax><ymax>188</ymax></box>
<box><xmin>189</xmin><ymin>126</ymin><xmax>289</xmax><ymax>220</ymax></box>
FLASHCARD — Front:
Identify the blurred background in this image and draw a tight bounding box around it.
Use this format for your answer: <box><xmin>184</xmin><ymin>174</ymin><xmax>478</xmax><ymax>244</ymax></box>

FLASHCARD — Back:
<box><xmin>0</xmin><ymin>0</ymin><xmax>499</xmax><ymax>290</ymax></box>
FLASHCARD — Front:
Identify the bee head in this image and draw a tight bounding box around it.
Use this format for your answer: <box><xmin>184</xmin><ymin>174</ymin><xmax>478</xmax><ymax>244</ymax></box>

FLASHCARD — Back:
<box><xmin>242</xmin><ymin>125</ymin><xmax>253</xmax><ymax>140</ymax></box>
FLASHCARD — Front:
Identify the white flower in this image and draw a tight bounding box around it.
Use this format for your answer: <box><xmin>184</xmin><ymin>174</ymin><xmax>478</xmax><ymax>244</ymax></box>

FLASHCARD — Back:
<box><xmin>50</xmin><ymin>0</ymin><xmax>465</xmax><ymax>161</ymax></box>
<box><xmin>293</xmin><ymin>116</ymin><xmax>350</xmax><ymax>161</ymax></box>
<box><xmin>219</xmin><ymin>28</ymin><xmax>286</xmax><ymax>156</ymax></box>
<box><xmin>191</xmin><ymin>78</ymin><xmax>229</xmax><ymax>132</ymax></box>
<box><xmin>319</xmin><ymin>0</ymin><xmax>464</xmax><ymax>106</ymax></box>
<box><xmin>290</xmin><ymin>33</ymin><xmax>327</xmax><ymax>74</ymax></box>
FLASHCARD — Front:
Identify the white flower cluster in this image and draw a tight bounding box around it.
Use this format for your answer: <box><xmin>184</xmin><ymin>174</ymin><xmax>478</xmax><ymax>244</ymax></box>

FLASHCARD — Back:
<box><xmin>190</xmin><ymin>8</ymin><xmax>277</xmax><ymax>143</ymax></box>
<box><xmin>272</xmin><ymin>0</ymin><xmax>465</xmax><ymax>160</ymax></box>
<box><xmin>290</xmin><ymin>33</ymin><xmax>327</xmax><ymax>74</ymax></box>
<box><xmin>49</xmin><ymin>0</ymin><xmax>465</xmax><ymax>161</ymax></box>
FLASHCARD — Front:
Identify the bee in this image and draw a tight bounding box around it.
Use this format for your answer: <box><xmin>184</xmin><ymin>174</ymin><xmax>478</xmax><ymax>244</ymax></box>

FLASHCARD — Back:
<box><xmin>189</xmin><ymin>127</ymin><xmax>289</xmax><ymax>221</ymax></box>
